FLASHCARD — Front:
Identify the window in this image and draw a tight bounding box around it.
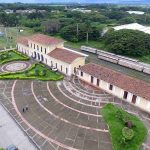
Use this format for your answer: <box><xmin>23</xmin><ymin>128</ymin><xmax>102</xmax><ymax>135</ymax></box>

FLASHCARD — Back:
<box><xmin>61</xmin><ymin>65</ymin><xmax>62</xmax><ymax>71</ymax></box>
<box><xmin>45</xmin><ymin>48</ymin><xmax>46</xmax><ymax>54</ymax></box>
<box><xmin>56</xmin><ymin>63</ymin><xmax>57</xmax><ymax>68</ymax></box>
<box><xmin>81</xmin><ymin>71</ymin><xmax>83</xmax><ymax>76</ymax></box>
<box><xmin>37</xmin><ymin>53</ymin><xmax>40</xmax><ymax>60</ymax></box>
<box><xmin>37</xmin><ymin>45</ymin><xmax>39</xmax><ymax>50</ymax></box>
<box><xmin>109</xmin><ymin>84</ymin><xmax>113</xmax><ymax>90</ymax></box>
<box><xmin>97</xmin><ymin>79</ymin><xmax>100</xmax><ymax>86</ymax></box>
<box><xmin>51</xmin><ymin>61</ymin><xmax>53</xmax><ymax>66</ymax></box>
<box><xmin>74</xmin><ymin>67</ymin><xmax>76</xmax><ymax>73</ymax></box>
<box><xmin>123</xmin><ymin>91</ymin><xmax>128</xmax><ymax>99</ymax></box>
<box><xmin>132</xmin><ymin>95</ymin><xmax>137</xmax><ymax>104</ymax></box>
<box><xmin>91</xmin><ymin>76</ymin><xmax>94</xmax><ymax>83</ymax></box>
<box><xmin>31</xmin><ymin>43</ymin><xmax>32</xmax><ymax>48</ymax></box>
<box><xmin>41</xmin><ymin>47</ymin><xmax>42</xmax><ymax>52</ymax></box>
<box><xmin>66</xmin><ymin>68</ymin><xmax>68</xmax><ymax>74</ymax></box>
<box><xmin>41</xmin><ymin>54</ymin><xmax>44</xmax><ymax>61</ymax></box>
<box><xmin>34</xmin><ymin>44</ymin><xmax>35</xmax><ymax>49</ymax></box>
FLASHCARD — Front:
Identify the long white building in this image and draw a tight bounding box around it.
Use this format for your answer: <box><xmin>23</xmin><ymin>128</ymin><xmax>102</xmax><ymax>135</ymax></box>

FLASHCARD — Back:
<box><xmin>17</xmin><ymin>34</ymin><xmax>88</xmax><ymax>76</ymax></box>
<box><xmin>77</xmin><ymin>63</ymin><xmax>150</xmax><ymax>113</ymax></box>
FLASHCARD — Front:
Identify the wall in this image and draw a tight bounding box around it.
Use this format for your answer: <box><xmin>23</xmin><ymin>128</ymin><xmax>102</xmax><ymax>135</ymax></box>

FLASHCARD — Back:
<box><xmin>77</xmin><ymin>70</ymin><xmax>150</xmax><ymax>113</ymax></box>
<box><xmin>45</xmin><ymin>55</ymin><xmax>70</xmax><ymax>75</ymax></box>
<box><xmin>70</xmin><ymin>57</ymin><xmax>86</xmax><ymax>75</ymax></box>
<box><xmin>28</xmin><ymin>40</ymin><xmax>64</xmax><ymax>54</ymax></box>
<box><xmin>17</xmin><ymin>44</ymin><xmax>29</xmax><ymax>55</ymax></box>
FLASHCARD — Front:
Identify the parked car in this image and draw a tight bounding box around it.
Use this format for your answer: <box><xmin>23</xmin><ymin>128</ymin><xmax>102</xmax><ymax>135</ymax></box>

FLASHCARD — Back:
<box><xmin>51</xmin><ymin>66</ymin><xmax>58</xmax><ymax>72</ymax></box>
<box><xmin>6</xmin><ymin>145</ymin><xmax>18</xmax><ymax>150</ymax></box>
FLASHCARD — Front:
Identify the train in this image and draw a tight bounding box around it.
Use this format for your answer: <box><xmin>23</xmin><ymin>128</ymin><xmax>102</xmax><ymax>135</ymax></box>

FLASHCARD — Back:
<box><xmin>80</xmin><ymin>46</ymin><xmax>150</xmax><ymax>75</ymax></box>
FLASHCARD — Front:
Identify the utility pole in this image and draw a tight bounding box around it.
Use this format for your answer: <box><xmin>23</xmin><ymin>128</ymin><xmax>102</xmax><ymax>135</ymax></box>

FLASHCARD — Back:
<box><xmin>77</xmin><ymin>23</ymin><xmax>79</xmax><ymax>39</ymax></box>
<box><xmin>145</xmin><ymin>7</ymin><xmax>149</xmax><ymax>23</ymax></box>
<box><xmin>5</xmin><ymin>27</ymin><xmax>8</xmax><ymax>48</ymax></box>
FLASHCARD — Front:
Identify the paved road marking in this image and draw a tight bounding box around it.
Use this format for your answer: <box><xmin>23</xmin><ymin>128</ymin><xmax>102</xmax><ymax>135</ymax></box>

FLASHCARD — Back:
<box><xmin>47</xmin><ymin>82</ymin><xmax>101</xmax><ymax>117</ymax></box>
<box><xmin>12</xmin><ymin>80</ymin><xmax>79</xmax><ymax>150</ymax></box>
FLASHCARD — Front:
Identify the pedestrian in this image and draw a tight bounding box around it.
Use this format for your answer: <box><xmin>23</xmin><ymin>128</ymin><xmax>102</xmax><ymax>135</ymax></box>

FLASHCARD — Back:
<box><xmin>22</xmin><ymin>107</ymin><xmax>25</xmax><ymax>113</ymax></box>
<box><xmin>25</xmin><ymin>105</ymin><xmax>28</xmax><ymax>111</ymax></box>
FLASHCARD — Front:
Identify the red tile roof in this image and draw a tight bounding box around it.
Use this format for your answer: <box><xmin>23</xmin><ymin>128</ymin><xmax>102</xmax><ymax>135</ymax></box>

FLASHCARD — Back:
<box><xmin>17</xmin><ymin>37</ymin><xmax>28</xmax><ymax>46</ymax></box>
<box><xmin>48</xmin><ymin>48</ymin><xmax>83</xmax><ymax>64</ymax></box>
<box><xmin>79</xmin><ymin>63</ymin><xmax>150</xmax><ymax>100</ymax></box>
<box><xmin>29</xmin><ymin>34</ymin><xmax>64</xmax><ymax>45</ymax></box>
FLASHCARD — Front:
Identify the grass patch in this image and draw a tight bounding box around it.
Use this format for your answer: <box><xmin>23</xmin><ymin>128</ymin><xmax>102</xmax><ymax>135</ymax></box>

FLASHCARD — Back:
<box><xmin>0</xmin><ymin>27</ymin><xmax>34</xmax><ymax>49</ymax></box>
<box><xmin>65</xmin><ymin>40</ymin><xmax>107</xmax><ymax>51</ymax></box>
<box><xmin>0</xmin><ymin>63</ymin><xmax>64</xmax><ymax>81</ymax></box>
<box><xmin>0</xmin><ymin>50</ymin><xmax>29</xmax><ymax>64</ymax></box>
<box><xmin>101</xmin><ymin>103</ymin><xmax>147</xmax><ymax>150</ymax></box>
<box><xmin>137</xmin><ymin>55</ymin><xmax>150</xmax><ymax>64</ymax></box>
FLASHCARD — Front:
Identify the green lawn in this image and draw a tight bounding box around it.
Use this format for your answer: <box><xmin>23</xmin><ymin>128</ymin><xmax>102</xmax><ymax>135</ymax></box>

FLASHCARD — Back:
<box><xmin>0</xmin><ymin>27</ymin><xmax>34</xmax><ymax>50</ymax></box>
<box><xmin>101</xmin><ymin>103</ymin><xmax>147</xmax><ymax>150</ymax></box>
<box><xmin>0</xmin><ymin>63</ymin><xmax>64</xmax><ymax>81</ymax></box>
<box><xmin>0</xmin><ymin>50</ymin><xmax>29</xmax><ymax>64</ymax></box>
<box><xmin>65</xmin><ymin>40</ymin><xmax>107</xmax><ymax>51</ymax></box>
<box><xmin>138</xmin><ymin>55</ymin><xmax>150</xmax><ymax>64</ymax></box>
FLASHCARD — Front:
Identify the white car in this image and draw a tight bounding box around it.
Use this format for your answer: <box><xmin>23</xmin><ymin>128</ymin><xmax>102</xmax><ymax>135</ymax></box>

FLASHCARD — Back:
<box><xmin>51</xmin><ymin>66</ymin><xmax>58</xmax><ymax>72</ymax></box>
<box><xmin>6</xmin><ymin>145</ymin><xmax>18</xmax><ymax>150</ymax></box>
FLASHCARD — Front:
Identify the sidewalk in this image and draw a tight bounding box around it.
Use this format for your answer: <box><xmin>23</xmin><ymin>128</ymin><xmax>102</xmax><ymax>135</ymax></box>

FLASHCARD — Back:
<box><xmin>0</xmin><ymin>104</ymin><xmax>37</xmax><ymax>150</ymax></box>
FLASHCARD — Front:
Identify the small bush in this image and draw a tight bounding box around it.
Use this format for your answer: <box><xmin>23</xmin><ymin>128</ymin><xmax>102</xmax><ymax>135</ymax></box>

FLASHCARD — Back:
<box><xmin>42</xmin><ymin>69</ymin><xmax>47</xmax><ymax>76</ymax></box>
<box><xmin>122</xmin><ymin>127</ymin><xmax>134</xmax><ymax>140</ymax></box>
<box><xmin>24</xmin><ymin>70</ymin><xmax>29</xmax><ymax>77</ymax></box>
<box><xmin>34</xmin><ymin>69</ymin><xmax>39</xmax><ymax>76</ymax></box>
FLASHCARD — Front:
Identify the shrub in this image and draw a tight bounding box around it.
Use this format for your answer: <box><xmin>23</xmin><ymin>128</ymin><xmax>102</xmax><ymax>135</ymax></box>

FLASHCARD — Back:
<box><xmin>120</xmin><ymin>137</ymin><xmax>126</xmax><ymax>146</ymax></box>
<box><xmin>42</xmin><ymin>69</ymin><xmax>47</xmax><ymax>76</ymax></box>
<box><xmin>122</xmin><ymin>127</ymin><xmax>134</xmax><ymax>140</ymax></box>
<box><xmin>24</xmin><ymin>70</ymin><xmax>29</xmax><ymax>77</ymax></box>
<box><xmin>34</xmin><ymin>69</ymin><xmax>39</xmax><ymax>76</ymax></box>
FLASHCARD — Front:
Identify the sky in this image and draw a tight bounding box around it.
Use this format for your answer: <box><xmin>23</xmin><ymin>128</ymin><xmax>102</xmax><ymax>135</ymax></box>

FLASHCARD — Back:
<box><xmin>0</xmin><ymin>0</ymin><xmax>149</xmax><ymax>3</ymax></box>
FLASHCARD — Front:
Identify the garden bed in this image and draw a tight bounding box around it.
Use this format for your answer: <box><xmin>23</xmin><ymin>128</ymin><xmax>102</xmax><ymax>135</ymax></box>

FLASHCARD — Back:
<box><xmin>0</xmin><ymin>63</ymin><xmax>64</xmax><ymax>81</ymax></box>
<box><xmin>0</xmin><ymin>50</ymin><xmax>29</xmax><ymax>64</ymax></box>
<box><xmin>101</xmin><ymin>103</ymin><xmax>147</xmax><ymax>150</ymax></box>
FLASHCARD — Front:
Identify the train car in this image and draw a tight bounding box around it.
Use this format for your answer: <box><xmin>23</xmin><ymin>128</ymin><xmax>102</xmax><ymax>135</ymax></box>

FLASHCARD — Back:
<box><xmin>97</xmin><ymin>50</ymin><xmax>116</xmax><ymax>56</ymax></box>
<box><xmin>80</xmin><ymin>46</ymin><xmax>97</xmax><ymax>54</ymax></box>
<box><xmin>143</xmin><ymin>68</ymin><xmax>150</xmax><ymax>75</ymax></box>
<box><xmin>98</xmin><ymin>54</ymin><xmax>118</xmax><ymax>64</ymax></box>
<box><xmin>118</xmin><ymin>60</ymin><xmax>143</xmax><ymax>71</ymax></box>
<box><xmin>117</xmin><ymin>55</ymin><xmax>138</xmax><ymax>62</ymax></box>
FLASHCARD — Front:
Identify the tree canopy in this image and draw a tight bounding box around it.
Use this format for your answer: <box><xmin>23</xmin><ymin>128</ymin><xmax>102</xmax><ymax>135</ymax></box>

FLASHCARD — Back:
<box><xmin>104</xmin><ymin>29</ymin><xmax>150</xmax><ymax>57</ymax></box>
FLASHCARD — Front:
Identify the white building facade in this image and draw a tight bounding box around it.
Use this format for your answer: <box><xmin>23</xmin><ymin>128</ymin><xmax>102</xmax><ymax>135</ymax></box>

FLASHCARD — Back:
<box><xmin>77</xmin><ymin>63</ymin><xmax>150</xmax><ymax>113</ymax></box>
<box><xmin>17</xmin><ymin>34</ymin><xmax>87</xmax><ymax>76</ymax></box>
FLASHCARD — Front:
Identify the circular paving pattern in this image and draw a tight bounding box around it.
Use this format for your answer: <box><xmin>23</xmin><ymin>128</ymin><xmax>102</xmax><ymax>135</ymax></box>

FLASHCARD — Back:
<box><xmin>1</xmin><ymin>61</ymin><xmax>31</xmax><ymax>73</ymax></box>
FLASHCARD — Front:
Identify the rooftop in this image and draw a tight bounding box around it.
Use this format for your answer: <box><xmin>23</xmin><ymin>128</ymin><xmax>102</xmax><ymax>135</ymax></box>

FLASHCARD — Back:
<box><xmin>48</xmin><ymin>48</ymin><xmax>84</xmax><ymax>64</ymax></box>
<box><xmin>17</xmin><ymin>37</ymin><xmax>28</xmax><ymax>46</ymax></box>
<box><xmin>79</xmin><ymin>63</ymin><xmax>150</xmax><ymax>100</ymax></box>
<box><xmin>113</xmin><ymin>23</ymin><xmax>150</xmax><ymax>35</ymax></box>
<box><xmin>29</xmin><ymin>34</ymin><xmax>64</xmax><ymax>46</ymax></box>
<box><xmin>126</xmin><ymin>11</ymin><xmax>145</xmax><ymax>15</ymax></box>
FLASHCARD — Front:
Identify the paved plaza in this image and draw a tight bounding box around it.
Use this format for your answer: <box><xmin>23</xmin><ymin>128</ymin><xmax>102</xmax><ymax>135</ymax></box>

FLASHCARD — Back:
<box><xmin>0</xmin><ymin>105</ymin><xmax>37</xmax><ymax>150</ymax></box>
<box><xmin>0</xmin><ymin>61</ymin><xmax>150</xmax><ymax>149</ymax></box>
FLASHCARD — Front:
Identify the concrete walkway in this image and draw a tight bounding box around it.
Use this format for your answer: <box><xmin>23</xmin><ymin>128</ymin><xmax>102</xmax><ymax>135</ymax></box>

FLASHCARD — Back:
<box><xmin>0</xmin><ymin>104</ymin><xmax>37</xmax><ymax>150</ymax></box>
